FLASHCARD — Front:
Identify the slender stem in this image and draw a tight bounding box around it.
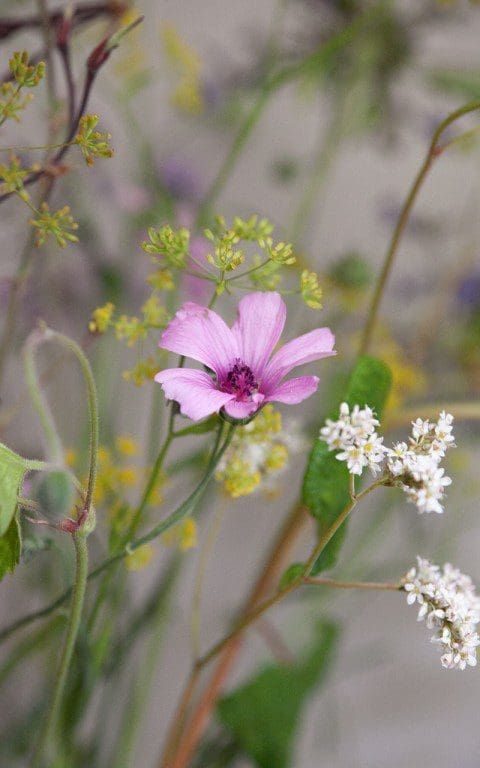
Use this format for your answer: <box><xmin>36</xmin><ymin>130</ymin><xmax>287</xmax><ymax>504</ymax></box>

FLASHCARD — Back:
<box><xmin>225</xmin><ymin>259</ymin><xmax>271</xmax><ymax>284</ymax></box>
<box><xmin>0</xmin><ymin>141</ymin><xmax>74</xmax><ymax>152</ymax></box>
<box><xmin>0</xmin><ymin>425</ymin><xmax>236</xmax><ymax>645</ymax></box>
<box><xmin>126</xmin><ymin>405</ymin><xmax>176</xmax><ymax>539</ymax></box>
<box><xmin>288</xmin><ymin>93</ymin><xmax>346</xmax><ymax>245</ymax></box>
<box><xmin>37</xmin><ymin>0</ymin><xmax>57</xmax><ymax>115</ymax></box>
<box><xmin>194</xmin><ymin>2</ymin><xmax>286</xmax><ymax>227</ymax></box>
<box><xmin>304</xmin><ymin>577</ymin><xmax>401</xmax><ymax>591</ymax></box>
<box><xmin>191</xmin><ymin>498</ymin><xmax>226</xmax><ymax>660</ymax></box>
<box><xmin>111</xmin><ymin>564</ymin><xmax>176</xmax><ymax>768</ymax></box>
<box><xmin>159</xmin><ymin>502</ymin><xmax>309</xmax><ymax>768</ymax></box>
<box><xmin>32</xmin><ymin>531</ymin><xmax>88</xmax><ymax>767</ymax></box>
<box><xmin>23</xmin><ymin>331</ymin><xmax>64</xmax><ymax>465</ymax></box>
<box><xmin>359</xmin><ymin>100</ymin><xmax>480</xmax><ymax>357</ymax></box>
<box><xmin>41</xmin><ymin>328</ymin><xmax>99</xmax><ymax>517</ymax></box>
<box><xmin>160</xmin><ymin>484</ymin><xmax>381</xmax><ymax>768</ymax></box>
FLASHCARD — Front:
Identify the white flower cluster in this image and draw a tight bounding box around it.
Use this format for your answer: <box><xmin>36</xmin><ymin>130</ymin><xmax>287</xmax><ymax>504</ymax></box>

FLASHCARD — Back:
<box><xmin>320</xmin><ymin>406</ymin><xmax>455</xmax><ymax>513</ymax></box>
<box><xmin>386</xmin><ymin>412</ymin><xmax>454</xmax><ymax>514</ymax></box>
<box><xmin>402</xmin><ymin>557</ymin><xmax>480</xmax><ymax>670</ymax></box>
<box><xmin>320</xmin><ymin>403</ymin><xmax>387</xmax><ymax>476</ymax></box>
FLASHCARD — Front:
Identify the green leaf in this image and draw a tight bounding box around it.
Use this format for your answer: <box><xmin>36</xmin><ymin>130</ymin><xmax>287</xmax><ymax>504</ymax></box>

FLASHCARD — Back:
<box><xmin>173</xmin><ymin>415</ymin><xmax>219</xmax><ymax>438</ymax></box>
<box><xmin>0</xmin><ymin>514</ymin><xmax>22</xmax><ymax>580</ymax></box>
<box><xmin>302</xmin><ymin>356</ymin><xmax>391</xmax><ymax>574</ymax></box>
<box><xmin>278</xmin><ymin>562</ymin><xmax>305</xmax><ymax>590</ymax></box>
<box><xmin>0</xmin><ymin>443</ymin><xmax>29</xmax><ymax>536</ymax></box>
<box><xmin>217</xmin><ymin>621</ymin><xmax>338</xmax><ymax>768</ymax></box>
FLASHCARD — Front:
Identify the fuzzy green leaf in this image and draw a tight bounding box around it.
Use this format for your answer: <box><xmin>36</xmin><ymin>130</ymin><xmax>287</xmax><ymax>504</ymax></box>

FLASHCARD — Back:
<box><xmin>302</xmin><ymin>356</ymin><xmax>391</xmax><ymax>574</ymax></box>
<box><xmin>217</xmin><ymin>621</ymin><xmax>338</xmax><ymax>768</ymax></box>
<box><xmin>0</xmin><ymin>514</ymin><xmax>22</xmax><ymax>580</ymax></box>
<box><xmin>0</xmin><ymin>443</ymin><xmax>29</xmax><ymax>536</ymax></box>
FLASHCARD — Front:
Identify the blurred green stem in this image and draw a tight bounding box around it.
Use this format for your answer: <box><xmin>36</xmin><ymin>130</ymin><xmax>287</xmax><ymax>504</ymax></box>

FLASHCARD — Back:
<box><xmin>288</xmin><ymin>95</ymin><xmax>346</xmax><ymax>245</ymax></box>
<box><xmin>359</xmin><ymin>99</ymin><xmax>480</xmax><ymax>357</ymax></box>
<box><xmin>32</xmin><ymin>532</ymin><xmax>88</xmax><ymax>768</ymax></box>
<box><xmin>0</xmin><ymin>424</ymin><xmax>236</xmax><ymax>645</ymax></box>
<box><xmin>23</xmin><ymin>332</ymin><xmax>64</xmax><ymax>465</ymax></box>
<box><xmin>195</xmin><ymin>0</ymin><xmax>286</xmax><ymax>227</ymax></box>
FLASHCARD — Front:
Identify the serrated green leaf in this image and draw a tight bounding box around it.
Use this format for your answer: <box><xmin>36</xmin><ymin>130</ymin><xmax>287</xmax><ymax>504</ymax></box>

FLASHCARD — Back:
<box><xmin>0</xmin><ymin>514</ymin><xmax>21</xmax><ymax>580</ymax></box>
<box><xmin>302</xmin><ymin>356</ymin><xmax>391</xmax><ymax>574</ymax></box>
<box><xmin>0</xmin><ymin>443</ymin><xmax>29</xmax><ymax>536</ymax></box>
<box><xmin>217</xmin><ymin>621</ymin><xmax>338</xmax><ymax>768</ymax></box>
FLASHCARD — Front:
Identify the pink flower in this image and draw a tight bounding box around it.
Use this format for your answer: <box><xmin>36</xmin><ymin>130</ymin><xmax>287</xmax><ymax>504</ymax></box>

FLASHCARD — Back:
<box><xmin>155</xmin><ymin>292</ymin><xmax>336</xmax><ymax>421</ymax></box>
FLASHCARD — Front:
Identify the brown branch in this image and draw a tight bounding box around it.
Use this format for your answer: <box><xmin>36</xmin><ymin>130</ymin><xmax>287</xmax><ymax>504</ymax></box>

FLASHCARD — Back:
<box><xmin>159</xmin><ymin>501</ymin><xmax>310</xmax><ymax>768</ymax></box>
<box><xmin>0</xmin><ymin>2</ymin><xmax>127</xmax><ymax>41</ymax></box>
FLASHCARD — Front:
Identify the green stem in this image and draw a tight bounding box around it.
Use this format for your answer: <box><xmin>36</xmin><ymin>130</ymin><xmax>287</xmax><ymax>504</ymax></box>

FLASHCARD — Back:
<box><xmin>196</xmin><ymin>88</ymin><xmax>273</xmax><ymax>227</ymax></box>
<box><xmin>126</xmin><ymin>405</ymin><xmax>176</xmax><ymax>539</ymax></box>
<box><xmin>0</xmin><ymin>140</ymin><xmax>74</xmax><ymax>153</ymax></box>
<box><xmin>359</xmin><ymin>99</ymin><xmax>480</xmax><ymax>357</ymax></box>
<box><xmin>41</xmin><ymin>328</ymin><xmax>99</xmax><ymax>516</ymax></box>
<box><xmin>23</xmin><ymin>331</ymin><xmax>64</xmax><ymax>465</ymax></box>
<box><xmin>304</xmin><ymin>576</ymin><xmax>400</xmax><ymax>591</ymax></box>
<box><xmin>32</xmin><ymin>532</ymin><xmax>88</xmax><ymax>767</ymax></box>
<box><xmin>196</xmin><ymin>479</ymin><xmax>382</xmax><ymax>669</ymax></box>
<box><xmin>191</xmin><ymin>497</ymin><xmax>226</xmax><ymax>660</ymax></box>
<box><xmin>0</xmin><ymin>424</ymin><xmax>236</xmax><ymax>645</ymax></box>
<box><xmin>288</xmin><ymin>94</ymin><xmax>346</xmax><ymax>245</ymax></box>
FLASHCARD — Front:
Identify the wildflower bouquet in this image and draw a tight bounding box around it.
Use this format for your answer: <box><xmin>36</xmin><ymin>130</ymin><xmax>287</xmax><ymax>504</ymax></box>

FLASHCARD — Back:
<box><xmin>0</xmin><ymin>2</ymin><xmax>480</xmax><ymax>767</ymax></box>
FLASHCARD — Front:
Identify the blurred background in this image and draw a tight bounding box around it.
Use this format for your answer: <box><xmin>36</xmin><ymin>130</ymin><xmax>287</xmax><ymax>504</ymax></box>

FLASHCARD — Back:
<box><xmin>1</xmin><ymin>1</ymin><xmax>480</xmax><ymax>766</ymax></box>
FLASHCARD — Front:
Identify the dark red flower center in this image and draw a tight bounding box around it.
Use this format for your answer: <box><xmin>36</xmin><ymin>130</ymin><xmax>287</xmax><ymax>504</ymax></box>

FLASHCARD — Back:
<box><xmin>221</xmin><ymin>359</ymin><xmax>258</xmax><ymax>400</ymax></box>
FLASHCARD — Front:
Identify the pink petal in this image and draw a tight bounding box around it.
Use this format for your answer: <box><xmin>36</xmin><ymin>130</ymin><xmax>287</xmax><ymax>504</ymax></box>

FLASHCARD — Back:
<box><xmin>155</xmin><ymin>368</ymin><xmax>234</xmax><ymax>421</ymax></box>
<box><xmin>223</xmin><ymin>394</ymin><xmax>264</xmax><ymax>420</ymax></box>
<box><xmin>159</xmin><ymin>303</ymin><xmax>238</xmax><ymax>378</ymax></box>
<box><xmin>262</xmin><ymin>328</ymin><xmax>335</xmax><ymax>391</ymax></box>
<box><xmin>265</xmin><ymin>375</ymin><xmax>319</xmax><ymax>404</ymax></box>
<box><xmin>231</xmin><ymin>292</ymin><xmax>286</xmax><ymax>376</ymax></box>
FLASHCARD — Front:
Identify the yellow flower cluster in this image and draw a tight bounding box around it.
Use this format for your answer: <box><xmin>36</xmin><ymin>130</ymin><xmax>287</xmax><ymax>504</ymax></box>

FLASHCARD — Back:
<box><xmin>94</xmin><ymin>443</ymin><xmax>140</xmax><ymax>506</ymax></box>
<box><xmin>162</xmin><ymin>517</ymin><xmax>198</xmax><ymax>552</ymax></box>
<box><xmin>161</xmin><ymin>24</ymin><xmax>204</xmax><ymax>115</ymax></box>
<box><xmin>215</xmin><ymin>405</ymin><xmax>290</xmax><ymax>498</ymax></box>
<box><xmin>0</xmin><ymin>51</ymin><xmax>45</xmax><ymax>125</ymax></box>
<box><xmin>29</xmin><ymin>202</ymin><xmax>79</xmax><ymax>248</ymax></box>
<box><xmin>300</xmin><ymin>269</ymin><xmax>323</xmax><ymax>309</ymax></box>
<box><xmin>75</xmin><ymin>115</ymin><xmax>113</xmax><ymax>167</ymax></box>
<box><xmin>89</xmin><ymin>302</ymin><xmax>115</xmax><ymax>334</ymax></box>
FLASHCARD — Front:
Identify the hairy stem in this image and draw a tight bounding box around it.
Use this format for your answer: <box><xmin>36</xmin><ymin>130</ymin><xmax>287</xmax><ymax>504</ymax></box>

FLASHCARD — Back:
<box><xmin>0</xmin><ymin>424</ymin><xmax>235</xmax><ymax>645</ymax></box>
<box><xmin>359</xmin><ymin>99</ymin><xmax>480</xmax><ymax>357</ymax></box>
<box><xmin>32</xmin><ymin>532</ymin><xmax>88</xmax><ymax>767</ymax></box>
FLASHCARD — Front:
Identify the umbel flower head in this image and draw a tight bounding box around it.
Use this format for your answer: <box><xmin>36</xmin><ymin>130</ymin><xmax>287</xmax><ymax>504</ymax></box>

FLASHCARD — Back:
<box><xmin>155</xmin><ymin>292</ymin><xmax>335</xmax><ymax>421</ymax></box>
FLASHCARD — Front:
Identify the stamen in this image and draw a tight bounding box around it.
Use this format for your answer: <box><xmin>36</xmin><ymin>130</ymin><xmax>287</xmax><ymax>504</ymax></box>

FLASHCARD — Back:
<box><xmin>221</xmin><ymin>359</ymin><xmax>258</xmax><ymax>399</ymax></box>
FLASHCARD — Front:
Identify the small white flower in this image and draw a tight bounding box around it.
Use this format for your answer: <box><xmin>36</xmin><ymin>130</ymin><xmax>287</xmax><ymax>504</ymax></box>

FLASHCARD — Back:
<box><xmin>403</xmin><ymin>557</ymin><xmax>480</xmax><ymax>670</ymax></box>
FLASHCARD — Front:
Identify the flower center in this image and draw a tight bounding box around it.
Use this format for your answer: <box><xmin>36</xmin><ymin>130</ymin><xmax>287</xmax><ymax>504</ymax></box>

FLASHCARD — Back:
<box><xmin>221</xmin><ymin>359</ymin><xmax>258</xmax><ymax>400</ymax></box>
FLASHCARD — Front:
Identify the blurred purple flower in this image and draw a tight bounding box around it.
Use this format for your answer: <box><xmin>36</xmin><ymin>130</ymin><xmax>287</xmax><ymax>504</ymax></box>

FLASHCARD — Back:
<box><xmin>457</xmin><ymin>273</ymin><xmax>480</xmax><ymax>310</ymax></box>
<box><xmin>160</xmin><ymin>157</ymin><xmax>201</xmax><ymax>201</ymax></box>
